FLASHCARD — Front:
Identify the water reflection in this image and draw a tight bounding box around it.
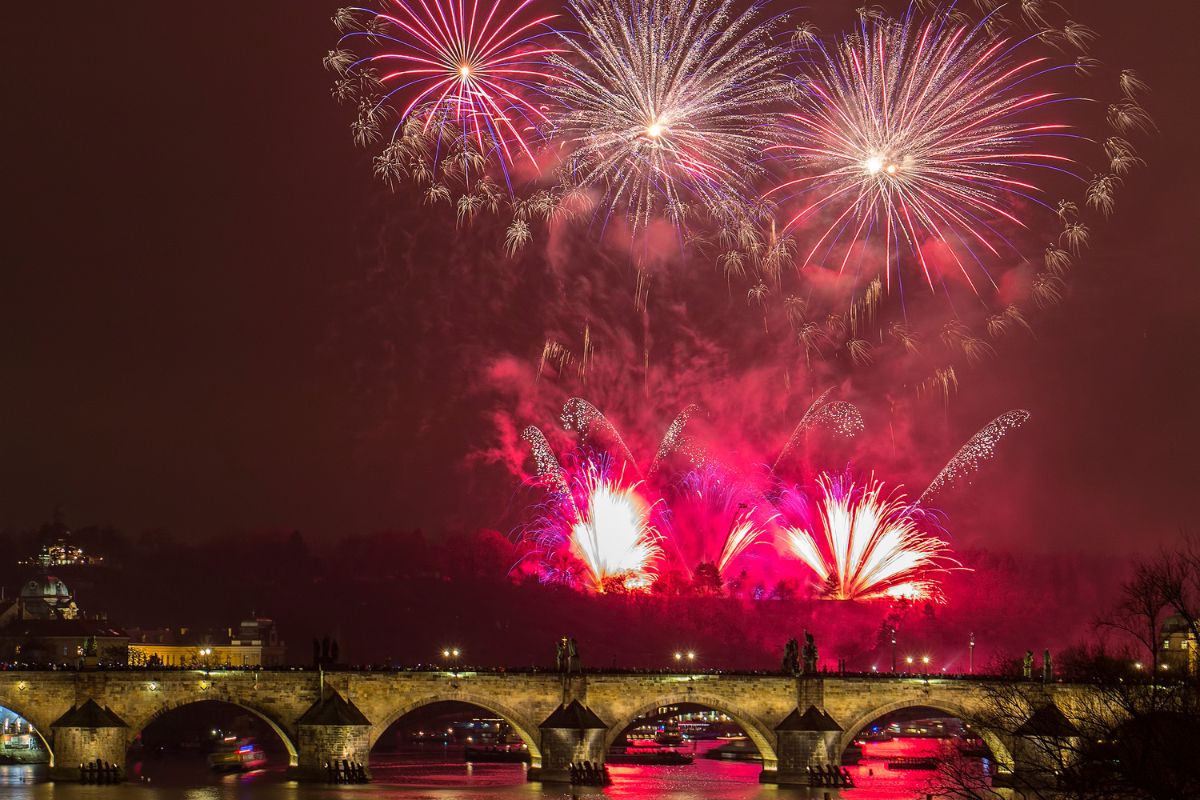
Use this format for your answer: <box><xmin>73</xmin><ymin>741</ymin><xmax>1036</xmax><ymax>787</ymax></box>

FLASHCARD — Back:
<box><xmin>0</xmin><ymin>737</ymin><xmax>991</xmax><ymax>799</ymax></box>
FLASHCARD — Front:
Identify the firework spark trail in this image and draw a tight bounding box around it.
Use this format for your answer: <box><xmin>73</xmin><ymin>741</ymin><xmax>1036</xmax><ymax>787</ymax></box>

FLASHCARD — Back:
<box><xmin>919</xmin><ymin>409</ymin><xmax>1031</xmax><ymax>504</ymax></box>
<box><xmin>781</xmin><ymin>473</ymin><xmax>958</xmax><ymax>602</ymax></box>
<box><xmin>521</xmin><ymin>425</ymin><xmax>570</xmax><ymax>494</ymax></box>
<box><xmin>549</xmin><ymin>0</ymin><xmax>790</xmax><ymax>229</ymax></box>
<box><xmin>560</xmin><ymin>397</ymin><xmax>639</xmax><ymax>472</ymax></box>
<box><xmin>329</xmin><ymin>0</ymin><xmax>561</xmax><ymax>186</ymax></box>
<box><xmin>770</xmin><ymin>7</ymin><xmax>1082</xmax><ymax>290</ymax></box>
<box><xmin>663</xmin><ymin>465</ymin><xmax>776</xmax><ymax>579</ymax></box>
<box><xmin>773</xmin><ymin>391</ymin><xmax>866</xmax><ymax>471</ymax></box>
<box><xmin>773</xmin><ymin>388</ymin><xmax>832</xmax><ymax>468</ymax></box>
<box><xmin>650</xmin><ymin>404</ymin><xmax>703</xmax><ymax>473</ymax></box>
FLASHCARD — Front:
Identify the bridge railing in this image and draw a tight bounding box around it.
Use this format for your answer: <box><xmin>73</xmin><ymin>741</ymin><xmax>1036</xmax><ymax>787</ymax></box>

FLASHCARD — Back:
<box><xmin>0</xmin><ymin>661</ymin><xmax>1143</xmax><ymax>684</ymax></box>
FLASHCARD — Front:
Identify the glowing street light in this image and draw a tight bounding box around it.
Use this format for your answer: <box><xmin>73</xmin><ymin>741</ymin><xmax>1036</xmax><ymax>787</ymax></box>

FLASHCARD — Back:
<box><xmin>442</xmin><ymin>647</ymin><xmax>462</xmax><ymax>675</ymax></box>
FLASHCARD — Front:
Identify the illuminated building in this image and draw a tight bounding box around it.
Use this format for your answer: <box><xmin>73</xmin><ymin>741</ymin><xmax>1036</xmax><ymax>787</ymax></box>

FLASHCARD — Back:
<box><xmin>127</xmin><ymin>617</ymin><xmax>286</xmax><ymax>668</ymax></box>
<box><xmin>17</xmin><ymin>511</ymin><xmax>104</xmax><ymax>568</ymax></box>
<box><xmin>0</xmin><ymin>575</ymin><xmax>127</xmax><ymax>665</ymax></box>
<box><xmin>1159</xmin><ymin>614</ymin><xmax>1198</xmax><ymax>677</ymax></box>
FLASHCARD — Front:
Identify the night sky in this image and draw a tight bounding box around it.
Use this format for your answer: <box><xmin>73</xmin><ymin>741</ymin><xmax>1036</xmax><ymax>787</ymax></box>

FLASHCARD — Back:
<box><xmin>5</xmin><ymin>1</ymin><xmax>1198</xmax><ymax>553</ymax></box>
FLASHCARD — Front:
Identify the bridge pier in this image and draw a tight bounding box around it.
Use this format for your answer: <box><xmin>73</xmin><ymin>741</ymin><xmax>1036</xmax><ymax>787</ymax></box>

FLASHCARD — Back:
<box><xmin>292</xmin><ymin>690</ymin><xmax>372</xmax><ymax>782</ymax></box>
<box><xmin>49</xmin><ymin>700</ymin><xmax>129</xmax><ymax>782</ymax></box>
<box><xmin>531</xmin><ymin>700</ymin><xmax>608</xmax><ymax>783</ymax></box>
<box><xmin>766</xmin><ymin>706</ymin><xmax>843</xmax><ymax>785</ymax></box>
<box><xmin>1004</xmin><ymin>703</ymin><xmax>1082</xmax><ymax>789</ymax></box>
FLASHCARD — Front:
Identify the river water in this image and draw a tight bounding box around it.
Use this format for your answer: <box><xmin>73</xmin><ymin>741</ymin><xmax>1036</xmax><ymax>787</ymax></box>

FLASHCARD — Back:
<box><xmin>0</xmin><ymin>740</ymin><xmax>983</xmax><ymax>800</ymax></box>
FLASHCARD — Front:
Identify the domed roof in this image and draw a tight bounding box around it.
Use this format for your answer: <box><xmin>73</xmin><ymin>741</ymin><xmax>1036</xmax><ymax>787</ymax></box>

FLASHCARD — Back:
<box><xmin>21</xmin><ymin>575</ymin><xmax>71</xmax><ymax>601</ymax></box>
<box><xmin>1161</xmin><ymin>613</ymin><xmax>1194</xmax><ymax>635</ymax></box>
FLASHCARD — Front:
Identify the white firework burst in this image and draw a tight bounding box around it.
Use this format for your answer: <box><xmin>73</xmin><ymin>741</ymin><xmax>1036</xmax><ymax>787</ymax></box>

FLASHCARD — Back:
<box><xmin>549</xmin><ymin>0</ymin><xmax>790</xmax><ymax>230</ymax></box>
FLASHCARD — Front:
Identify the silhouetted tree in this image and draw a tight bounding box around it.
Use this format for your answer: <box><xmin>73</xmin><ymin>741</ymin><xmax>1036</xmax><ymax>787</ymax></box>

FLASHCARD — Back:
<box><xmin>692</xmin><ymin>562</ymin><xmax>722</xmax><ymax>595</ymax></box>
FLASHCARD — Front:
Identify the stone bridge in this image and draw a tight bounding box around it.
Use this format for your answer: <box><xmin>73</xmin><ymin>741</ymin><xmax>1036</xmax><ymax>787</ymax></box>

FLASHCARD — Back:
<box><xmin>0</xmin><ymin>669</ymin><xmax>1095</xmax><ymax>784</ymax></box>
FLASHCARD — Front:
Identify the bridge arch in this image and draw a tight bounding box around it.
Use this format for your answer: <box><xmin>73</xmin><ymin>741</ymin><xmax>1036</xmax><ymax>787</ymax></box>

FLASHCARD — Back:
<box><xmin>126</xmin><ymin>697</ymin><xmax>299</xmax><ymax>766</ymax></box>
<box><xmin>369</xmin><ymin>693</ymin><xmax>543</xmax><ymax>769</ymax></box>
<box><xmin>838</xmin><ymin>697</ymin><xmax>1013</xmax><ymax>773</ymax></box>
<box><xmin>0</xmin><ymin>698</ymin><xmax>54</xmax><ymax>767</ymax></box>
<box><xmin>604</xmin><ymin>694</ymin><xmax>779</xmax><ymax>771</ymax></box>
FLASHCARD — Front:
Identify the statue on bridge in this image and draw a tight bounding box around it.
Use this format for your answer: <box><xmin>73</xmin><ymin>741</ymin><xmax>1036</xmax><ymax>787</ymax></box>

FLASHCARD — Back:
<box><xmin>782</xmin><ymin>638</ymin><xmax>800</xmax><ymax>675</ymax></box>
<box><xmin>313</xmin><ymin>636</ymin><xmax>340</xmax><ymax>669</ymax></box>
<box><xmin>568</xmin><ymin>637</ymin><xmax>581</xmax><ymax>673</ymax></box>
<box><xmin>1023</xmin><ymin>650</ymin><xmax>1034</xmax><ymax>680</ymax></box>
<box><xmin>1043</xmin><ymin>648</ymin><xmax>1053</xmax><ymax>683</ymax></box>
<box><xmin>557</xmin><ymin>637</ymin><xmax>581</xmax><ymax>674</ymax></box>
<box><xmin>802</xmin><ymin>631</ymin><xmax>818</xmax><ymax>675</ymax></box>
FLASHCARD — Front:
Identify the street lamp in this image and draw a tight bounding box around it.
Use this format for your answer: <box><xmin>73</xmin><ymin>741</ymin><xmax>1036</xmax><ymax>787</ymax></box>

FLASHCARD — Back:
<box><xmin>922</xmin><ymin>655</ymin><xmax>930</xmax><ymax>676</ymax></box>
<box><xmin>442</xmin><ymin>647</ymin><xmax>461</xmax><ymax>675</ymax></box>
<box><xmin>673</xmin><ymin>650</ymin><xmax>696</xmax><ymax>667</ymax></box>
<box><xmin>905</xmin><ymin>655</ymin><xmax>914</xmax><ymax>673</ymax></box>
<box><xmin>890</xmin><ymin>628</ymin><xmax>897</xmax><ymax>673</ymax></box>
<box><xmin>969</xmin><ymin>632</ymin><xmax>975</xmax><ymax>675</ymax></box>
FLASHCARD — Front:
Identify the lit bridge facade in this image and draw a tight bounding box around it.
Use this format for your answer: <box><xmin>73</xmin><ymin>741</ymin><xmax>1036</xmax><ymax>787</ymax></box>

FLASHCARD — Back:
<box><xmin>0</xmin><ymin>669</ymin><xmax>1093</xmax><ymax>784</ymax></box>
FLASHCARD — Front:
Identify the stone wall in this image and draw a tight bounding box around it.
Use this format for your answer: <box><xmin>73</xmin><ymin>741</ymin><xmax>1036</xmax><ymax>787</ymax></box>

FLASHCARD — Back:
<box><xmin>296</xmin><ymin>724</ymin><xmax>371</xmax><ymax>781</ymax></box>
<box><xmin>49</xmin><ymin>726</ymin><xmax>126</xmax><ymax>781</ymax></box>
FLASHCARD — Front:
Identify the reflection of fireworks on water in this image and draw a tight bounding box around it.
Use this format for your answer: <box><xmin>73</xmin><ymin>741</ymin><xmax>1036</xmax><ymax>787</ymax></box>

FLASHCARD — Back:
<box><xmin>919</xmin><ymin>410</ymin><xmax>1030</xmax><ymax>504</ymax></box>
<box><xmin>770</xmin><ymin>7</ymin><xmax>1081</xmax><ymax>290</ymax></box>
<box><xmin>662</xmin><ymin>465</ymin><xmax>776</xmax><ymax>580</ymax></box>
<box><xmin>326</xmin><ymin>0</ymin><xmax>559</xmax><ymax>196</ymax></box>
<box><xmin>522</xmin><ymin>449</ymin><xmax>662</xmax><ymax>592</ymax></box>
<box><xmin>779</xmin><ymin>473</ymin><xmax>959</xmax><ymax>602</ymax></box>
<box><xmin>549</xmin><ymin>0</ymin><xmax>789</xmax><ymax>229</ymax></box>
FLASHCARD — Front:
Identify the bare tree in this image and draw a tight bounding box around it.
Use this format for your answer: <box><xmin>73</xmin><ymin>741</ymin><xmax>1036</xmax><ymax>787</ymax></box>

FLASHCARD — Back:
<box><xmin>933</xmin><ymin>534</ymin><xmax>1200</xmax><ymax>799</ymax></box>
<box><xmin>1155</xmin><ymin>533</ymin><xmax>1200</xmax><ymax>664</ymax></box>
<box><xmin>1098</xmin><ymin>561</ymin><xmax>1170</xmax><ymax>674</ymax></box>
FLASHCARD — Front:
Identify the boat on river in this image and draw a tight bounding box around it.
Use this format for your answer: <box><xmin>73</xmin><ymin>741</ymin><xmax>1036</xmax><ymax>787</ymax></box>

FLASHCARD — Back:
<box><xmin>607</xmin><ymin>748</ymin><xmax>694</xmax><ymax>765</ymax></box>
<box><xmin>207</xmin><ymin>737</ymin><xmax>266</xmax><ymax>772</ymax></box>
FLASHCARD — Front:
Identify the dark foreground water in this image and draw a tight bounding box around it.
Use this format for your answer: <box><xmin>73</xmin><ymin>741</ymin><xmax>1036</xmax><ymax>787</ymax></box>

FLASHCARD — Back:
<box><xmin>0</xmin><ymin>740</ymin><xmax>992</xmax><ymax>800</ymax></box>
